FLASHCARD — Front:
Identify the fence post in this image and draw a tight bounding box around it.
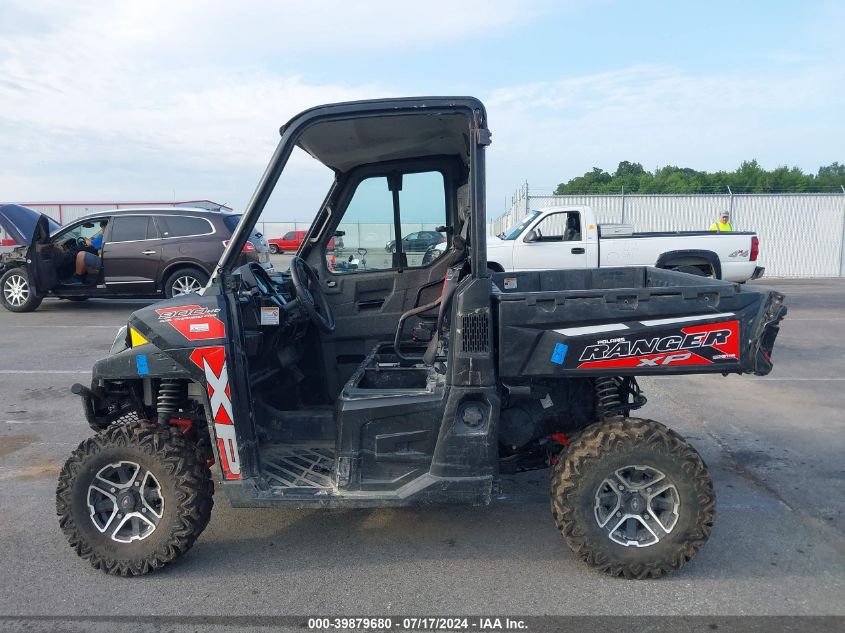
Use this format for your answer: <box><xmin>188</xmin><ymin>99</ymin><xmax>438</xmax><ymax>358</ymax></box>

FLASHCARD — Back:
<box><xmin>727</xmin><ymin>186</ymin><xmax>734</xmax><ymax>226</ymax></box>
<box><xmin>840</xmin><ymin>186</ymin><xmax>845</xmax><ymax>277</ymax></box>
<box><xmin>621</xmin><ymin>186</ymin><xmax>626</xmax><ymax>224</ymax></box>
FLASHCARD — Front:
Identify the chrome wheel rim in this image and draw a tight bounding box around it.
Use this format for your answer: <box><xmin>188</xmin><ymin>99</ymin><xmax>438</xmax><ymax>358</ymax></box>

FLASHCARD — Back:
<box><xmin>172</xmin><ymin>275</ymin><xmax>203</xmax><ymax>296</ymax></box>
<box><xmin>87</xmin><ymin>461</ymin><xmax>164</xmax><ymax>543</ymax></box>
<box><xmin>594</xmin><ymin>465</ymin><xmax>680</xmax><ymax>547</ymax></box>
<box><xmin>3</xmin><ymin>273</ymin><xmax>29</xmax><ymax>307</ymax></box>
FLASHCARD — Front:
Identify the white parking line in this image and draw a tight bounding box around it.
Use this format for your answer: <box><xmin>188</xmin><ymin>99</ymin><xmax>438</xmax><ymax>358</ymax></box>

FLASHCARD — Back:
<box><xmin>648</xmin><ymin>376</ymin><xmax>845</xmax><ymax>381</ymax></box>
<box><xmin>777</xmin><ymin>317</ymin><xmax>845</xmax><ymax>321</ymax></box>
<box><xmin>0</xmin><ymin>324</ymin><xmax>120</xmax><ymax>328</ymax></box>
<box><xmin>0</xmin><ymin>370</ymin><xmax>90</xmax><ymax>374</ymax></box>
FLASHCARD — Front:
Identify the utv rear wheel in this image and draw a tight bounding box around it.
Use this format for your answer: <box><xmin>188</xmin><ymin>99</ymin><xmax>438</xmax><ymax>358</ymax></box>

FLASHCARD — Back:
<box><xmin>550</xmin><ymin>417</ymin><xmax>715</xmax><ymax>579</ymax></box>
<box><xmin>164</xmin><ymin>267</ymin><xmax>209</xmax><ymax>298</ymax></box>
<box><xmin>56</xmin><ymin>422</ymin><xmax>213</xmax><ymax>576</ymax></box>
<box><xmin>1</xmin><ymin>268</ymin><xmax>42</xmax><ymax>312</ymax></box>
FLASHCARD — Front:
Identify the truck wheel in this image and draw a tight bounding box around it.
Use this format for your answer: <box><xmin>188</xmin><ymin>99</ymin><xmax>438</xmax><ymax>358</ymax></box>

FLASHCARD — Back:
<box><xmin>269</xmin><ymin>244</ymin><xmax>280</xmax><ymax>254</ymax></box>
<box><xmin>164</xmin><ymin>267</ymin><xmax>209</xmax><ymax>298</ymax></box>
<box><xmin>1</xmin><ymin>268</ymin><xmax>43</xmax><ymax>312</ymax></box>
<box><xmin>56</xmin><ymin>422</ymin><xmax>213</xmax><ymax>576</ymax></box>
<box><xmin>550</xmin><ymin>417</ymin><xmax>715</xmax><ymax>579</ymax></box>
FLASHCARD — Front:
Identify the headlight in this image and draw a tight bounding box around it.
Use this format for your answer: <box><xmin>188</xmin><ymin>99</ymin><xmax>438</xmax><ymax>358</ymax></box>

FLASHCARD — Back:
<box><xmin>110</xmin><ymin>325</ymin><xmax>128</xmax><ymax>355</ymax></box>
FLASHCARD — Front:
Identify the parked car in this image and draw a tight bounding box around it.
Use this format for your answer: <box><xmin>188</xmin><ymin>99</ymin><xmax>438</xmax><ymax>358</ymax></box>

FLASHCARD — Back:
<box><xmin>385</xmin><ymin>230</ymin><xmax>445</xmax><ymax>253</ymax></box>
<box><xmin>484</xmin><ymin>206</ymin><xmax>764</xmax><ymax>282</ymax></box>
<box><xmin>0</xmin><ymin>205</ymin><xmax>271</xmax><ymax>312</ymax></box>
<box><xmin>268</xmin><ymin>229</ymin><xmax>342</xmax><ymax>254</ymax></box>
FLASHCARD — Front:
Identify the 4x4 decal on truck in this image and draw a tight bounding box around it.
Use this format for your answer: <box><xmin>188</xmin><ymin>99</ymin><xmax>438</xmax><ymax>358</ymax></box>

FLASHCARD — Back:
<box><xmin>576</xmin><ymin>321</ymin><xmax>739</xmax><ymax>369</ymax></box>
<box><xmin>189</xmin><ymin>345</ymin><xmax>241</xmax><ymax>479</ymax></box>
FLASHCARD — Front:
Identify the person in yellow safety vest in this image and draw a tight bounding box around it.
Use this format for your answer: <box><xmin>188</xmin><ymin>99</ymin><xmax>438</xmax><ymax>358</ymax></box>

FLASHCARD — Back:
<box><xmin>710</xmin><ymin>211</ymin><xmax>733</xmax><ymax>232</ymax></box>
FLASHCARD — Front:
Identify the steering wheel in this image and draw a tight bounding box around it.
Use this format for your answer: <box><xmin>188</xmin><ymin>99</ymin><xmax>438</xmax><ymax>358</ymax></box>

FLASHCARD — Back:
<box><xmin>76</xmin><ymin>236</ymin><xmax>87</xmax><ymax>249</ymax></box>
<box><xmin>289</xmin><ymin>256</ymin><xmax>336</xmax><ymax>334</ymax></box>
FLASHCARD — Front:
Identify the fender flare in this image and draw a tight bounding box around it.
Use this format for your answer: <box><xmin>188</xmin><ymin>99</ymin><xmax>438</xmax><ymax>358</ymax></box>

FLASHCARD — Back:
<box><xmin>92</xmin><ymin>344</ymin><xmax>192</xmax><ymax>382</ymax></box>
<box><xmin>655</xmin><ymin>249</ymin><xmax>721</xmax><ymax>279</ymax></box>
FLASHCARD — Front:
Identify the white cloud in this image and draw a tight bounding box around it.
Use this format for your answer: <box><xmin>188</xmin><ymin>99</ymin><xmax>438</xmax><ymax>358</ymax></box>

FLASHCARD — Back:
<box><xmin>0</xmin><ymin>0</ymin><xmax>557</xmax><ymax>206</ymax></box>
<box><xmin>0</xmin><ymin>0</ymin><xmax>842</xmax><ymax>222</ymax></box>
<box><xmin>483</xmin><ymin>63</ymin><xmax>845</xmax><ymax>212</ymax></box>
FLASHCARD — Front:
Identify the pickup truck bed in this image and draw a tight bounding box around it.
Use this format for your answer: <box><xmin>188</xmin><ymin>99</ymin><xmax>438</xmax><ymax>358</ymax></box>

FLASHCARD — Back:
<box><xmin>599</xmin><ymin>230</ymin><xmax>760</xmax><ymax>282</ymax></box>
<box><xmin>492</xmin><ymin>266</ymin><xmax>785</xmax><ymax>379</ymax></box>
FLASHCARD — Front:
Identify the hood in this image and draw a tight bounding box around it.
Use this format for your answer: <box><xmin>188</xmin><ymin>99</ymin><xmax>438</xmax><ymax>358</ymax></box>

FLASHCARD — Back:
<box><xmin>486</xmin><ymin>235</ymin><xmax>508</xmax><ymax>248</ymax></box>
<box><xmin>0</xmin><ymin>204</ymin><xmax>61</xmax><ymax>245</ymax></box>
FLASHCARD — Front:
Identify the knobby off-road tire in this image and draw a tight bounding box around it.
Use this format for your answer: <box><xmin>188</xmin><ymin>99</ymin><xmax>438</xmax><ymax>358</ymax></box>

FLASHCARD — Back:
<box><xmin>56</xmin><ymin>421</ymin><xmax>214</xmax><ymax>576</ymax></box>
<box><xmin>551</xmin><ymin>417</ymin><xmax>715</xmax><ymax>579</ymax></box>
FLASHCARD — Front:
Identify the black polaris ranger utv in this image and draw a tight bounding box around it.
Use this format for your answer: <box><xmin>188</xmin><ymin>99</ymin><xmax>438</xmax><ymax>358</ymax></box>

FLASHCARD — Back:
<box><xmin>57</xmin><ymin>97</ymin><xmax>786</xmax><ymax>579</ymax></box>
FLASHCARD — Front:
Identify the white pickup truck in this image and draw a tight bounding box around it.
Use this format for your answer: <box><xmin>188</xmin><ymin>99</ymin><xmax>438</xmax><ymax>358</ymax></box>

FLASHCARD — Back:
<box><xmin>474</xmin><ymin>206</ymin><xmax>764</xmax><ymax>282</ymax></box>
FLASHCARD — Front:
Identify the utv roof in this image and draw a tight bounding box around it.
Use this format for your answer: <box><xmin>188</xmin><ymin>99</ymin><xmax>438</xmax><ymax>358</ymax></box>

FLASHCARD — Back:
<box><xmin>285</xmin><ymin>96</ymin><xmax>488</xmax><ymax>172</ymax></box>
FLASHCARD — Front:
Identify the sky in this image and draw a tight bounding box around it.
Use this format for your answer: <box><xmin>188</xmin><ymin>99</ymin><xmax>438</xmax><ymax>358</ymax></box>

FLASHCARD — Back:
<box><xmin>1</xmin><ymin>0</ymin><xmax>843</xmax><ymax>221</ymax></box>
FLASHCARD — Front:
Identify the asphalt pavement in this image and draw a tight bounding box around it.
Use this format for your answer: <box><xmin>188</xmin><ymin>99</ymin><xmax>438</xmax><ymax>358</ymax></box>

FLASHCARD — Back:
<box><xmin>0</xmin><ymin>278</ymin><xmax>843</xmax><ymax>628</ymax></box>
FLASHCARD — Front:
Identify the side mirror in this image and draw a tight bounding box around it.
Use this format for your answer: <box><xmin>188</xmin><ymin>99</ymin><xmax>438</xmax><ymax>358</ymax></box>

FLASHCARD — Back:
<box><xmin>334</xmin><ymin>230</ymin><xmax>345</xmax><ymax>237</ymax></box>
<box><xmin>523</xmin><ymin>230</ymin><xmax>538</xmax><ymax>243</ymax></box>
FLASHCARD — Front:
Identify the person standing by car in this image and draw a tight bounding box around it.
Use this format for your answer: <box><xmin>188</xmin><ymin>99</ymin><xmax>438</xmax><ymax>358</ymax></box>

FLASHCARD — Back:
<box><xmin>709</xmin><ymin>211</ymin><xmax>733</xmax><ymax>232</ymax></box>
<box><xmin>71</xmin><ymin>220</ymin><xmax>107</xmax><ymax>284</ymax></box>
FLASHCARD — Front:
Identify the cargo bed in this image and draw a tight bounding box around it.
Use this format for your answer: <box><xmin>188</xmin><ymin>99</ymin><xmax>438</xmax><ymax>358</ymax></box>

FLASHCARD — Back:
<box><xmin>492</xmin><ymin>267</ymin><xmax>785</xmax><ymax>379</ymax></box>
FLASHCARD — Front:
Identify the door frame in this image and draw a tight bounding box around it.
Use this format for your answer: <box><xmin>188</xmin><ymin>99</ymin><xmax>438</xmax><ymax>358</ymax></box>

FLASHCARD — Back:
<box><xmin>299</xmin><ymin>155</ymin><xmax>463</xmax><ymax>396</ymax></box>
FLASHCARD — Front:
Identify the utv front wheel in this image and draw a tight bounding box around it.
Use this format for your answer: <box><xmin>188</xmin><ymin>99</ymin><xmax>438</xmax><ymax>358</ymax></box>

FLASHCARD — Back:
<box><xmin>56</xmin><ymin>422</ymin><xmax>213</xmax><ymax>576</ymax></box>
<box><xmin>1</xmin><ymin>268</ymin><xmax>43</xmax><ymax>312</ymax></box>
<box><xmin>551</xmin><ymin>417</ymin><xmax>715</xmax><ymax>579</ymax></box>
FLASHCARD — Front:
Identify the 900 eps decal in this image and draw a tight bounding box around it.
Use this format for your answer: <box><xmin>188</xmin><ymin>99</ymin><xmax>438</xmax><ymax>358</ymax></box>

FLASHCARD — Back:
<box><xmin>564</xmin><ymin>320</ymin><xmax>740</xmax><ymax>370</ymax></box>
<box><xmin>189</xmin><ymin>346</ymin><xmax>241</xmax><ymax>479</ymax></box>
<box><xmin>156</xmin><ymin>304</ymin><xmax>225</xmax><ymax>341</ymax></box>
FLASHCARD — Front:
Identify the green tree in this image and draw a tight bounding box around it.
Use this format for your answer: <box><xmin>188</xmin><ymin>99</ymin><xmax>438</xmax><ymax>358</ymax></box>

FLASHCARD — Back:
<box><xmin>553</xmin><ymin>160</ymin><xmax>845</xmax><ymax>194</ymax></box>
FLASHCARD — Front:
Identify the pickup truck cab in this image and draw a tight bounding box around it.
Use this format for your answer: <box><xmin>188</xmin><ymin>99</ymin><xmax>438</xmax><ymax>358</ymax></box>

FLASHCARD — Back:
<box><xmin>485</xmin><ymin>206</ymin><xmax>764</xmax><ymax>282</ymax></box>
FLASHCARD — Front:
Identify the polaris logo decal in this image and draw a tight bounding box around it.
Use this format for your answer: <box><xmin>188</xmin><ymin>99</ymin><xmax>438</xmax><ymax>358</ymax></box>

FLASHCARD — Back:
<box><xmin>576</xmin><ymin>321</ymin><xmax>740</xmax><ymax>369</ymax></box>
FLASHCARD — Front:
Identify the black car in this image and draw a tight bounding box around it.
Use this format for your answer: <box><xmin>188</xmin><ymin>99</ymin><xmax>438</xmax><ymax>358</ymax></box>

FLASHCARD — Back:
<box><xmin>385</xmin><ymin>230</ymin><xmax>444</xmax><ymax>253</ymax></box>
<box><xmin>0</xmin><ymin>205</ymin><xmax>270</xmax><ymax>312</ymax></box>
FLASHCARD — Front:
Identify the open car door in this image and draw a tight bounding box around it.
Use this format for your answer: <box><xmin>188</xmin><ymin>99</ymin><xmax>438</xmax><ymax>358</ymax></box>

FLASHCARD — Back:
<box><xmin>26</xmin><ymin>214</ymin><xmax>59</xmax><ymax>295</ymax></box>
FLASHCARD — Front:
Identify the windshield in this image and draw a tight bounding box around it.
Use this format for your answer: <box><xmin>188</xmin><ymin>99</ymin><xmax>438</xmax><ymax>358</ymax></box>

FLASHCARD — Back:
<box><xmin>501</xmin><ymin>210</ymin><xmax>540</xmax><ymax>240</ymax></box>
